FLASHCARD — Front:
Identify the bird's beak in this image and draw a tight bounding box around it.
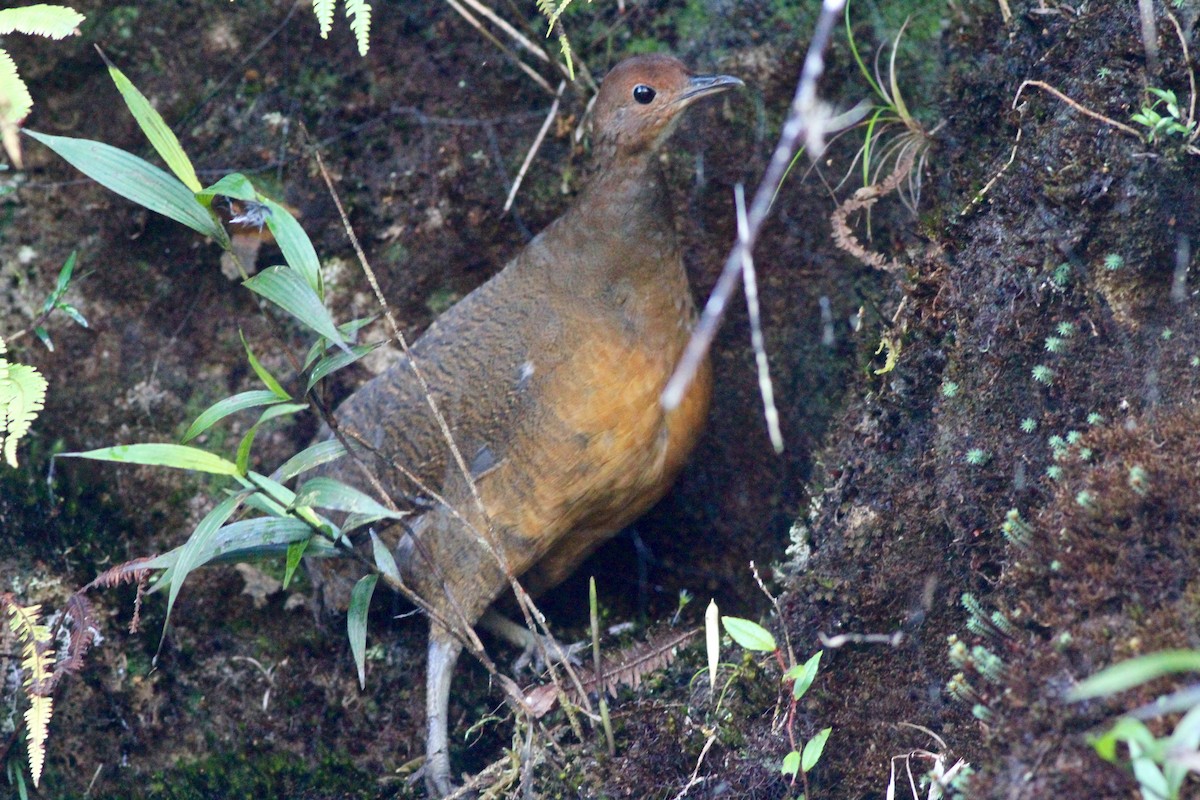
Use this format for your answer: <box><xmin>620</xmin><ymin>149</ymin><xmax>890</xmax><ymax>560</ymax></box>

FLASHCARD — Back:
<box><xmin>678</xmin><ymin>73</ymin><xmax>744</xmax><ymax>105</ymax></box>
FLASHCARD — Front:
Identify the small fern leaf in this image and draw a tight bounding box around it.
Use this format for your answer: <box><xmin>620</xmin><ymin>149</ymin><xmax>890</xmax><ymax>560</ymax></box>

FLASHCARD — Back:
<box><xmin>0</xmin><ymin>49</ymin><xmax>33</xmax><ymax>125</ymax></box>
<box><xmin>24</xmin><ymin>694</ymin><xmax>53</xmax><ymax>787</ymax></box>
<box><xmin>557</xmin><ymin>33</ymin><xmax>575</xmax><ymax>82</ymax></box>
<box><xmin>0</xmin><ymin>344</ymin><xmax>49</xmax><ymax>468</ymax></box>
<box><xmin>345</xmin><ymin>0</ymin><xmax>372</xmax><ymax>56</ymax></box>
<box><xmin>0</xmin><ymin>5</ymin><xmax>85</xmax><ymax>39</ymax></box>
<box><xmin>5</xmin><ymin>600</ymin><xmax>56</xmax><ymax>786</ymax></box>
<box><xmin>312</xmin><ymin>0</ymin><xmax>335</xmax><ymax>38</ymax></box>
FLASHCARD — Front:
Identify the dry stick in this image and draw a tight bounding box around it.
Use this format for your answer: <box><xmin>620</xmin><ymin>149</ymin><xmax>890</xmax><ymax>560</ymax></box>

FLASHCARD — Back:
<box><xmin>1138</xmin><ymin>0</ymin><xmax>1159</xmax><ymax>75</ymax></box>
<box><xmin>504</xmin><ymin>80</ymin><xmax>566</xmax><ymax>213</ymax></box>
<box><xmin>733</xmin><ymin>186</ymin><xmax>784</xmax><ymax>453</ymax></box>
<box><xmin>661</xmin><ymin>0</ymin><xmax>851</xmax><ymax>412</ymax></box>
<box><xmin>1012</xmin><ymin>80</ymin><xmax>1144</xmax><ymax>140</ymax></box>
<box><xmin>1164</xmin><ymin>10</ymin><xmax>1197</xmax><ymax>138</ymax></box>
<box><xmin>442</xmin><ymin>0</ymin><xmax>556</xmax><ymax>96</ymax></box>
<box><xmin>454</xmin><ymin>0</ymin><xmax>552</xmax><ymax>64</ymax></box>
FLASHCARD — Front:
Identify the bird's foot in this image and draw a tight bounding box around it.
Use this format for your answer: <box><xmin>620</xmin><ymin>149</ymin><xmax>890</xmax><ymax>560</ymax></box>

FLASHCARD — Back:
<box><xmin>511</xmin><ymin>632</ymin><xmax>588</xmax><ymax>674</ymax></box>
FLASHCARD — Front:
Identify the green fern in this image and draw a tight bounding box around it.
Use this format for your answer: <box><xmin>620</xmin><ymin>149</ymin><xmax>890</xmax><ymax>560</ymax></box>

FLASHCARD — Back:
<box><xmin>534</xmin><ymin>0</ymin><xmax>576</xmax><ymax>80</ymax></box>
<box><xmin>0</xmin><ymin>338</ymin><xmax>48</xmax><ymax>468</ymax></box>
<box><xmin>311</xmin><ymin>0</ymin><xmax>372</xmax><ymax>56</ymax></box>
<box><xmin>0</xmin><ymin>4</ymin><xmax>84</xmax><ymax>167</ymax></box>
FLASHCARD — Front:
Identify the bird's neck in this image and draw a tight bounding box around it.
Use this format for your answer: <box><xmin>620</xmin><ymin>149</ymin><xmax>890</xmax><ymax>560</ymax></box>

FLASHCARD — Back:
<box><xmin>552</xmin><ymin>152</ymin><xmax>679</xmax><ymax>286</ymax></box>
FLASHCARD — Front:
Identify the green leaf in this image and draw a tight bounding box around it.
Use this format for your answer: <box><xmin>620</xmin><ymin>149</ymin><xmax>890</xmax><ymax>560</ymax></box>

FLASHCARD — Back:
<box><xmin>145</xmin><ymin>515</ymin><xmax>334</xmax><ymax>577</ymax></box>
<box><xmin>235</xmin><ymin>424</ymin><xmax>259</xmax><ymax>476</ymax></box>
<box><xmin>303</xmin><ymin>315</ymin><xmax>377</xmax><ymax>370</ymax></box>
<box><xmin>370</xmin><ymin>530</ymin><xmax>402</xmax><ymax>583</ymax></box>
<box><xmin>101</xmin><ymin>54</ymin><xmax>202</xmax><ymax>192</ymax></box>
<box><xmin>780</xmin><ymin>750</ymin><xmax>800</xmax><ymax>779</ymax></box>
<box><xmin>60</xmin><ymin>443</ymin><xmax>240</xmax><ymax>475</ymax></box>
<box><xmin>262</xmin><ymin>199</ymin><xmax>322</xmax><ymax>297</ymax></box>
<box><xmin>787</xmin><ymin>651</ymin><xmax>823</xmax><ymax>701</ymax></box>
<box><xmin>801</xmin><ymin>727</ymin><xmax>831</xmax><ymax>773</ymax></box>
<box><xmin>56</xmin><ymin>303</ymin><xmax>87</xmax><ymax>328</ymax></box>
<box><xmin>1069</xmin><ymin>650</ymin><xmax>1200</xmax><ymax>701</ymax></box>
<box><xmin>722</xmin><ymin>616</ymin><xmax>776</xmax><ymax>652</ymax></box>
<box><xmin>293</xmin><ymin>476</ymin><xmax>403</xmax><ymax>519</ymax></box>
<box><xmin>0</xmin><ymin>6</ymin><xmax>85</xmax><ymax>38</ymax></box>
<box><xmin>1165</xmin><ymin>703</ymin><xmax>1200</xmax><ymax>792</ymax></box>
<box><xmin>283</xmin><ymin>537</ymin><xmax>309</xmax><ymax>588</ymax></box>
<box><xmin>23</xmin><ymin>130</ymin><xmax>227</xmax><ymax>245</ymax></box>
<box><xmin>181</xmin><ymin>389</ymin><xmax>282</xmax><ymax>443</ymax></box>
<box><xmin>307</xmin><ymin>342</ymin><xmax>382</xmax><ymax>390</ymax></box>
<box><xmin>164</xmin><ymin>492</ymin><xmax>245</xmax><ymax>630</ymax></box>
<box><xmin>272</xmin><ymin>439</ymin><xmax>347</xmax><ymax>483</ymax></box>
<box><xmin>52</xmin><ymin>250</ymin><xmax>77</xmax><ymax>297</ymax></box>
<box><xmin>243</xmin><ymin>266</ymin><xmax>347</xmax><ymax>350</ymax></box>
<box><xmin>199</xmin><ymin>173</ymin><xmax>257</xmax><ymax>207</ymax></box>
<box><xmin>348</xmin><ymin>574</ymin><xmax>378</xmax><ymax>688</ymax></box>
<box><xmin>32</xmin><ymin>326</ymin><xmax>52</xmax><ymax>351</ymax></box>
<box><xmin>240</xmin><ymin>331</ymin><xmax>290</xmax><ymax>399</ymax></box>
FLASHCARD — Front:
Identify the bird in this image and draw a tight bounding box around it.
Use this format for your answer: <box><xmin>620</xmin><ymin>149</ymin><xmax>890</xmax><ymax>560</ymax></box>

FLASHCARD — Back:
<box><xmin>308</xmin><ymin>54</ymin><xmax>742</xmax><ymax>795</ymax></box>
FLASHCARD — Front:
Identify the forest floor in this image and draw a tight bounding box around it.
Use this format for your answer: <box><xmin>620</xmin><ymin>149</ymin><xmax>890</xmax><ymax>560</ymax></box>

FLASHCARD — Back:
<box><xmin>3</xmin><ymin>0</ymin><xmax>1199</xmax><ymax>797</ymax></box>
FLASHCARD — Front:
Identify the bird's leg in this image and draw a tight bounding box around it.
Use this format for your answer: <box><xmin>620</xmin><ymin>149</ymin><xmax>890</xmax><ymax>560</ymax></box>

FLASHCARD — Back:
<box><xmin>425</xmin><ymin>623</ymin><xmax>464</xmax><ymax>797</ymax></box>
<box><xmin>479</xmin><ymin>608</ymin><xmax>587</xmax><ymax>673</ymax></box>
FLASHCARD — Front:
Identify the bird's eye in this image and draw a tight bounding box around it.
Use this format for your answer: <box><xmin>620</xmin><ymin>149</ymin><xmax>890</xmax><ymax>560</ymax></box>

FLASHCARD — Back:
<box><xmin>632</xmin><ymin>84</ymin><xmax>656</xmax><ymax>104</ymax></box>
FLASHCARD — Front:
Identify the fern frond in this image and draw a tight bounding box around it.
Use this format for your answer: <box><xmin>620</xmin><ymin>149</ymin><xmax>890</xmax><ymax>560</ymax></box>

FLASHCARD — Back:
<box><xmin>24</xmin><ymin>694</ymin><xmax>53</xmax><ymax>787</ymax></box>
<box><xmin>0</xmin><ymin>49</ymin><xmax>33</xmax><ymax>126</ymax></box>
<box><xmin>312</xmin><ymin>0</ymin><xmax>335</xmax><ymax>38</ymax></box>
<box><xmin>524</xmin><ymin>628</ymin><xmax>698</xmax><ymax>717</ymax></box>
<box><xmin>0</xmin><ymin>5</ymin><xmax>85</xmax><ymax>39</ymax></box>
<box><xmin>0</xmin><ymin>338</ymin><xmax>49</xmax><ymax>468</ymax></box>
<box><xmin>556</xmin><ymin>33</ymin><xmax>574</xmax><ymax>81</ymax></box>
<box><xmin>4</xmin><ymin>598</ymin><xmax>56</xmax><ymax>787</ymax></box>
<box><xmin>344</xmin><ymin>0</ymin><xmax>372</xmax><ymax>56</ymax></box>
<box><xmin>54</xmin><ymin>593</ymin><xmax>100</xmax><ymax>679</ymax></box>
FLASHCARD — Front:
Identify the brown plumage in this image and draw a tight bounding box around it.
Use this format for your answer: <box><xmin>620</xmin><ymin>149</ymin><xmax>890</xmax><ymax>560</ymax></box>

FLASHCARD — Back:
<box><xmin>310</xmin><ymin>54</ymin><xmax>741</xmax><ymax>795</ymax></box>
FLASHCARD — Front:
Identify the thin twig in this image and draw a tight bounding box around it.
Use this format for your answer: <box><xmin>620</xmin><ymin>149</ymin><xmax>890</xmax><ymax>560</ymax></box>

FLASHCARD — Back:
<box><xmin>661</xmin><ymin>0</ymin><xmax>855</xmax><ymax>410</ymax></box>
<box><xmin>733</xmin><ymin>187</ymin><xmax>783</xmax><ymax>453</ymax></box>
<box><xmin>1164</xmin><ymin>10</ymin><xmax>1196</xmax><ymax>137</ymax></box>
<box><xmin>1012</xmin><ymin>79</ymin><xmax>1143</xmax><ymax>139</ymax></box>
<box><xmin>442</xmin><ymin>0</ymin><xmax>555</xmax><ymax>95</ymax></box>
<box><xmin>504</xmin><ymin>81</ymin><xmax>565</xmax><ymax>212</ymax></box>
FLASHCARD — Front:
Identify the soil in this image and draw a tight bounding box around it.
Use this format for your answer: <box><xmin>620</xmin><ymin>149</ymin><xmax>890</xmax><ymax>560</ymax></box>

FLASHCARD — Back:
<box><xmin>3</xmin><ymin>0</ymin><xmax>1199</xmax><ymax>797</ymax></box>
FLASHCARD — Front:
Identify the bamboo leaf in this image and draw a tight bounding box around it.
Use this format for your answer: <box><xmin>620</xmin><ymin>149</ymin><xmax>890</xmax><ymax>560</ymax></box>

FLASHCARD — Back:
<box><xmin>199</xmin><ymin>172</ymin><xmax>257</xmax><ymax>206</ymax></box>
<box><xmin>181</xmin><ymin>389</ymin><xmax>282</xmax><ymax>443</ymax></box>
<box><xmin>60</xmin><ymin>443</ymin><xmax>240</xmax><ymax>475</ymax></box>
<box><xmin>370</xmin><ymin>530</ymin><xmax>401</xmax><ymax>583</ymax></box>
<box><xmin>100</xmin><ymin>53</ymin><xmax>202</xmax><ymax>192</ymax></box>
<box><xmin>293</xmin><ymin>476</ymin><xmax>403</xmax><ymax>519</ymax></box>
<box><xmin>1069</xmin><ymin>650</ymin><xmax>1200</xmax><ymax>701</ymax></box>
<box><xmin>348</xmin><ymin>574</ymin><xmax>378</xmax><ymax>688</ymax></box>
<box><xmin>240</xmin><ymin>330</ymin><xmax>290</xmax><ymax>399</ymax></box>
<box><xmin>307</xmin><ymin>342</ymin><xmax>382</xmax><ymax>390</ymax></box>
<box><xmin>243</xmin><ymin>266</ymin><xmax>347</xmax><ymax>350</ymax></box>
<box><xmin>164</xmin><ymin>492</ymin><xmax>245</xmax><ymax>630</ymax></box>
<box><xmin>262</xmin><ymin>199</ymin><xmax>322</xmax><ymax>296</ymax></box>
<box><xmin>283</xmin><ymin>537</ymin><xmax>309</xmax><ymax>588</ymax></box>
<box><xmin>272</xmin><ymin>439</ymin><xmax>347</xmax><ymax>483</ymax></box>
<box><xmin>23</xmin><ymin>130</ymin><xmax>227</xmax><ymax>245</ymax></box>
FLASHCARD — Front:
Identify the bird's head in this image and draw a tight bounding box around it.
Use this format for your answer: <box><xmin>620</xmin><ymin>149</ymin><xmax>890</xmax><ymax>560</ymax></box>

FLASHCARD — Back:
<box><xmin>591</xmin><ymin>54</ymin><xmax>743</xmax><ymax>157</ymax></box>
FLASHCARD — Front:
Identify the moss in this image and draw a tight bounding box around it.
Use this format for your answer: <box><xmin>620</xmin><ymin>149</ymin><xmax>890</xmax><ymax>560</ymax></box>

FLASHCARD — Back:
<box><xmin>86</xmin><ymin>747</ymin><xmax>384</xmax><ymax>800</ymax></box>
